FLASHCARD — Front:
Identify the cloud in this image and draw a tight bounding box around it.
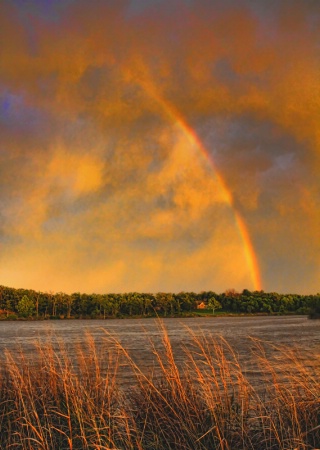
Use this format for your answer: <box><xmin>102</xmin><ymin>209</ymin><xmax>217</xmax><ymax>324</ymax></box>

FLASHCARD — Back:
<box><xmin>0</xmin><ymin>0</ymin><xmax>319</xmax><ymax>293</ymax></box>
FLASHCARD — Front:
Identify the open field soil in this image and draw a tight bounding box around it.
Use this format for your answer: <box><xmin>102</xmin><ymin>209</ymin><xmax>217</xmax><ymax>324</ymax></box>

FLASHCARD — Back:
<box><xmin>0</xmin><ymin>315</ymin><xmax>319</xmax><ymax>380</ymax></box>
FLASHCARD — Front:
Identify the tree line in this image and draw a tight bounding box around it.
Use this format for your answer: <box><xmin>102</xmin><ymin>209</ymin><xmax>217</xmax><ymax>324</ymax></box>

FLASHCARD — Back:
<box><xmin>0</xmin><ymin>285</ymin><xmax>319</xmax><ymax>319</ymax></box>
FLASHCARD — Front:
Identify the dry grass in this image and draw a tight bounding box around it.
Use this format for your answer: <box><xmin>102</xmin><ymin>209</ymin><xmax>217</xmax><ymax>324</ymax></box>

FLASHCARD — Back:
<box><xmin>0</xmin><ymin>324</ymin><xmax>319</xmax><ymax>449</ymax></box>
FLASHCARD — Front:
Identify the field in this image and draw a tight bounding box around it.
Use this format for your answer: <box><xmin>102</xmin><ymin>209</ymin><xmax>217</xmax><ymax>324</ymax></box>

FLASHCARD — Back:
<box><xmin>0</xmin><ymin>316</ymin><xmax>319</xmax><ymax>449</ymax></box>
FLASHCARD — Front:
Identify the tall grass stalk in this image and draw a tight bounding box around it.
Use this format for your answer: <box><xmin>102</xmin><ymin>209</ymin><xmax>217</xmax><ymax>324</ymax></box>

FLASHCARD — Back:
<box><xmin>0</xmin><ymin>325</ymin><xmax>318</xmax><ymax>449</ymax></box>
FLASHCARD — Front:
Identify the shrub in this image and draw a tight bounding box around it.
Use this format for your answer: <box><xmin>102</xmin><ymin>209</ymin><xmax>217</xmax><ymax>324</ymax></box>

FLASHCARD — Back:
<box><xmin>308</xmin><ymin>295</ymin><xmax>320</xmax><ymax>319</ymax></box>
<box><xmin>5</xmin><ymin>314</ymin><xmax>18</xmax><ymax>320</ymax></box>
<box><xmin>0</xmin><ymin>328</ymin><xmax>318</xmax><ymax>449</ymax></box>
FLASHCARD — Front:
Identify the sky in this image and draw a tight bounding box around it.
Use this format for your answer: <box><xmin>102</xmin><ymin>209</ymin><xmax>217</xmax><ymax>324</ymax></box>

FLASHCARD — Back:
<box><xmin>0</xmin><ymin>0</ymin><xmax>319</xmax><ymax>295</ymax></box>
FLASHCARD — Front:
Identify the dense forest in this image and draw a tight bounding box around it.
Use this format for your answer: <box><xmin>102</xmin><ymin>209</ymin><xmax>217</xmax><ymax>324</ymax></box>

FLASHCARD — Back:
<box><xmin>0</xmin><ymin>285</ymin><xmax>319</xmax><ymax>319</ymax></box>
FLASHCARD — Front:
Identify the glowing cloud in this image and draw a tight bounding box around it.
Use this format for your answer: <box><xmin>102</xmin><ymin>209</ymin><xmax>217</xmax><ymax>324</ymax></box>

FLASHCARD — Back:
<box><xmin>0</xmin><ymin>0</ymin><xmax>319</xmax><ymax>294</ymax></box>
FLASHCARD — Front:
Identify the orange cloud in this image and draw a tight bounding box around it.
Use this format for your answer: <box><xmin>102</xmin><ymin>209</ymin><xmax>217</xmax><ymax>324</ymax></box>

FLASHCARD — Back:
<box><xmin>0</xmin><ymin>0</ymin><xmax>319</xmax><ymax>294</ymax></box>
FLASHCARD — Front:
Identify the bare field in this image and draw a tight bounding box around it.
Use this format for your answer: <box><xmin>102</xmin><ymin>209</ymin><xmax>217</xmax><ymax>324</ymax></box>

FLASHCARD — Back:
<box><xmin>1</xmin><ymin>315</ymin><xmax>319</xmax><ymax>386</ymax></box>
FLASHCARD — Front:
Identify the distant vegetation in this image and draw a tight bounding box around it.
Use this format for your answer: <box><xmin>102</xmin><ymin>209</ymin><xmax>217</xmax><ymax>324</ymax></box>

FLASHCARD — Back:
<box><xmin>0</xmin><ymin>285</ymin><xmax>319</xmax><ymax>319</ymax></box>
<box><xmin>308</xmin><ymin>296</ymin><xmax>320</xmax><ymax>319</ymax></box>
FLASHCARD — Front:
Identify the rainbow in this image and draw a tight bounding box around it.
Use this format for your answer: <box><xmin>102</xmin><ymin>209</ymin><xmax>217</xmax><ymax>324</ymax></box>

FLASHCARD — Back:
<box><xmin>138</xmin><ymin>76</ymin><xmax>262</xmax><ymax>291</ymax></box>
<box><xmin>174</xmin><ymin>115</ymin><xmax>262</xmax><ymax>292</ymax></box>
